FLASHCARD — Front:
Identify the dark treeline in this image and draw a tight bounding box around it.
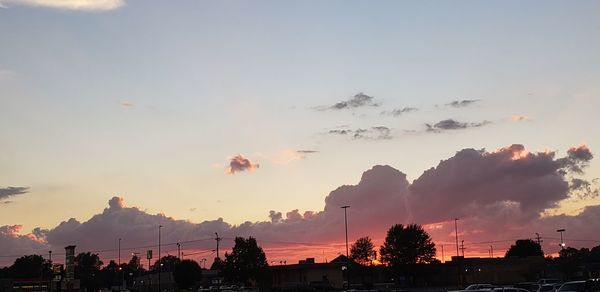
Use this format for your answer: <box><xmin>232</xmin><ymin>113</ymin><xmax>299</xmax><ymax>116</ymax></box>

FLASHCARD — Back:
<box><xmin>1</xmin><ymin>224</ymin><xmax>600</xmax><ymax>290</ymax></box>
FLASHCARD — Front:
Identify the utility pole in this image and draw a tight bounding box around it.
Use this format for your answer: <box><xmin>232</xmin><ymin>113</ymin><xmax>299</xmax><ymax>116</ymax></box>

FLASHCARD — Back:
<box><xmin>454</xmin><ymin>219</ymin><xmax>460</xmax><ymax>257</ymax></box>
<box><xmin>490</xmin><ymin>245</ymin><xmax>494</xmax><ymax>258</ymax></box>
<box><xmin>455</xmin><ymin>218</ymin><xmax>461</xmax><ymax>289</ymax></box>
<box><xmin>441</xmin><ymin>244</ymin><xmax>445</xmax><ymax>263</ymax></box>
<box><xmin>118</xmin><ymin>238</ymin><xmax>121</xmax><ymax>265</ymax></box>
<box><xmin>341</xmin><ymin>205</ymin><xmax>350</xmax><ymax>290</ymax></box>
<box><xmin>535</xmin><ymin>233</ymin><xmax>543</xmax><ymax>245</ymax></box>
<box><xmin>215</xmin><ymin>232</ymin><xmax>222</xmax><ymax>260</ymax></box>
<box><xmin>177</xmin><ymin>243</ymin><xmax>181</xmax><ymax>260</ymax></box>
<box><xmin>460</xmin><ymin>240</ymin><xmax>466</xmax><ymax>257</ymax></box>
<box><xmin>158</xmin><ymin>225</ymin><xmax>163</xmax><ymax>292</ymax></box>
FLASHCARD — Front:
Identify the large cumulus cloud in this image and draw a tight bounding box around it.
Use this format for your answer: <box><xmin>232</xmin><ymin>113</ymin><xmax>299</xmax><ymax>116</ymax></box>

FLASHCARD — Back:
<box><xmin>2</xmin><ymin>144</ymin><xmax>598</xmax><ymax>266</ymax></box>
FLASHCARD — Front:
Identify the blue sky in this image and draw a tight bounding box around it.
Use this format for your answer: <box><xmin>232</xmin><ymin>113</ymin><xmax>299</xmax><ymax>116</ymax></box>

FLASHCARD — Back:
<box><xmin>1</xmin><ymin>0</ymin><xmax>600</xmax><ymax>237</ymax></box>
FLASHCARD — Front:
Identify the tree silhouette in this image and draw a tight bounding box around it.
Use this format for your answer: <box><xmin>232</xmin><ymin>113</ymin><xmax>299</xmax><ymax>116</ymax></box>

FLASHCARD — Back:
<box><xmin>379</xmin><ymin>224</ymin><xmax>436</xmax><ymax>266</ymax></box>
<box><xmin>505</xmin><ymin>239</ymin><xmax>544</xmax><ymax>258</ymax></box>
<box><xmin>350</xmin><ymin>236</ymin><xmax>377</xmax><ymax>266</ymax></box>
<box><xmin>100</xmin><ymin>260</ymin><xmax>121</xmax><ymax>287</ymax></box>
<box><xmin>223</xmin><ymin>237</ymin><xmax>268</xmax><ymax>286</ymax></box>
<box><xmin>127</xmin><ymin>254</ymin><xmax>144</xmax><ymax>278</ymax></box>
<box><xmin>8</xmin><ymin>255</ymin><xmax>51</xmax><ymax>279</ymax></box>
<box><xmin>75</xmin><ymin>252</ymin><xmax>103</xmax><ymax>291</ymax></box>
<box><xmin>152</xmin><ymin>255</ymin><xmax>180</xmax><ymax>272</ymax></box>
<box><xmin>174</xmin><ymin>259</ymin><xmax>202</xmax><ymax>289</ymax></box>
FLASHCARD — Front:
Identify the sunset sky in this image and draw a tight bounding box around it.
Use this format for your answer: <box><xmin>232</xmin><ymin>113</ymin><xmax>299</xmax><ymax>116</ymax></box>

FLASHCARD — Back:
<box><xmin>1</xmin><ymin>0</ymin><xmax>600</xmax><ymax>267</ymax></box>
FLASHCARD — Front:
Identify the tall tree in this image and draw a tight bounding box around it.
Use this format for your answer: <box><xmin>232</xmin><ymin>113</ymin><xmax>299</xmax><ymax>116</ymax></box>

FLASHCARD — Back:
<box><xmin>379</xmin><ymin>224</ymin><xmax>436</xmax><ymax>266</ymax></box>
<box><xmin>100</xmin><ymin>260</ymin><xmax>121</xmax><ymax>287</ymax></box>
<box><xmin>350</xmin><ymin>236</ymin><xmax>377</xmax><ymax>266</ymax></box>
<box><xmin>505</xmin><ymin>239</ymin><xmax>544</xmax><ymax>258</ymax></box>
<box><xmin>75</xmin><ymin>252</ymin><xmax>103</xmax><ymax>291</ymax></box>
<box><xmin>152</xmin><ymin>255</ymin><xmax>180</xmax><ymax>272</ymax></box>
<box><xmin>8</xmin><ymin>255</ymin><xmax>52</xmax><ymax>279</ymax></box>
<box><xmin>223</xmin><ymin>237</ymin><xmax>268</xmax><ymax>286</ymax></box>
<box><xmin>173</xmin><ymin>259</ymin><xmax>202</xmax><ymax>289</ymax></box>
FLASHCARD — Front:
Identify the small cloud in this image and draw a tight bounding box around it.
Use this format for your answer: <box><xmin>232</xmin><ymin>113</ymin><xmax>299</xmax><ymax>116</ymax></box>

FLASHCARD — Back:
<box><xmin>326</xmin><ymin>126</ymin><xmax>392</xmax><ymax>140</ymax></box>
<box><xmin>296</xmin><ymin>150</ymin><xmax>318</xmax><ymax>154</ymax></box>
<box><xmin>425</xmin><ymin>119</ymin><xmax>490</xmax><ymax>133</ymax></box>
<box><xmin>511</xmin><ymin>115</ymin><xmax>531</xmax><ymax>122</ymax></box>
<box><xmin>120</xmin><ymin>101</ymin><xmax>134</xmax><ymax>108</ymax></box>
<box><xmin>446</xmin><ymin>99</ymin><xmax>481</xmax><ymax>108</ymax></box>
<box><xmin>381</xmin><ymin>107</ymin><xmax>418</xmax><ymax>117</ymax></box>
<box><xmin>257</xmin><ymin>149</ymin><xmax>317</xmax><ymax>165</ymax></box>
<box><xmin>294</xmin><ymin>150</ymin><xmax>319</xmax><ymax>160</ymax></box>
<box><xmin>227</xmin><ymin>154</ymin><xmax>259</xmax><ymax>174</ymax></box>
<box><xmin>0</xmin><ymin>0</ymin><xmax>125</xmax><ymax>11</ymax></box>
<box><xmin>0</xmin><ymin>186</ymin><xmax>29</xmax><ymax>202</ymax></box>
<box><xmin>317</xmin><ymin>92</ymin><xmax>380</xmax><ymax>111</ymax></box>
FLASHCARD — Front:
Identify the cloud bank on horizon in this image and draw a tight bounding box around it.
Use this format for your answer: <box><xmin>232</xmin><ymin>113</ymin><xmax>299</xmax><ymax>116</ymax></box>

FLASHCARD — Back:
<box><xmin>1</xmin><ymin>144</ymin><xmax>598</xmax><ymax>265</ymax></box>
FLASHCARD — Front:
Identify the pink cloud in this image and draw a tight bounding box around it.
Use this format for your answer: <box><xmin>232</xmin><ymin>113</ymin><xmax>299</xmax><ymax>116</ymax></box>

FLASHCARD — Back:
<box><xmin>227</xmin><ymin>154</ymin><xmax>259</xmax><ymax>174</ymax></box>
<box><xmin>511</xmin><ymin>115</ymin><xmax>531</xmax><ymax>122</ymax></box>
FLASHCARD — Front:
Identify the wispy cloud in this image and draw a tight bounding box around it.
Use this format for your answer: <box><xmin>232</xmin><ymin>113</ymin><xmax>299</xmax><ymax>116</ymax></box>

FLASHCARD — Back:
<box><xmin>316</xmin><ymin>92</ymin><xmax>380</xmax><ymax>111</ymax></box>
<box><xmin>381</xmin><ymin>107</ymin><xmax>418</xmax><ymax>117</ymax></box>
<box><xmin>296</xmin><ymin>150</ymin><xmax>318</xmax><ymax>154</ymax></box>
<box><xmin>227</xmin><ymin>154</ymin><xmax>259</xmax><ymax>174</ymax></box>
<box><xmin>511</xmin><ymin>115</ymin><xmax>531</xmax><ymax>122</ymax></box>
<box><xmin>446</xmin><ymin>99</ymin><xmax>481</xmax><ymax>108</ymax></box>
<box><xmin>256</xmin><ymin>149</ymin><xmax>319</xmax><ymax>165</ymax></box>
<box><xmin>327</xmin><ymin>126</ymin><xmax>392</xmax><ymax>140</ymax></box>
<box><xmin>0</xmin><ymin>187</ymin><xmax>29</xmax><ymax>202</ymax></box>
<box><xmin>120</xmin><ymin>101</ymin><xmax>134</xmax><ymax>108</ymax></box>
<box><xmin>0</xmin><ymin>0</ymin><xmax>124</xmax><ymax>11</ymax></box>
<box><xmin>425</xmin><ymin>119</ymin><xmax>490</xmax><ymax>133</ymax></box>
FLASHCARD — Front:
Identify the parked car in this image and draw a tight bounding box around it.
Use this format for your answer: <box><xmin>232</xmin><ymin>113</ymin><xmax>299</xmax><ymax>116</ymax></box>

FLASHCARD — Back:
<box><xmin>538</xmin><ymin>283</ymin><xmax>561</xmax><ymax>292</ymax></box>
<box><xmin>466</xmin><ymin>284</ymin><xmax>496</xmax><ymax>290</ymax></box>
<box><xmin>515</xmin><ymin>282</ymin><xmax>541</xmax><ymax>292</ymax></box>
<box><xmin>557</xmin><ymin>281</ymin><xmax>586</xmax><ymax>292</ymax></box>
<box><xmin>539</xmin><ymin>280</ymin><xmax>562</xmax><ymax>285</ymax></box>
<box><xmin>585</xmin><ymin>279</ymin><xmax>600</xmax><ymax>292</ymax></box>
<box><xmin>493</xmin><ymin>287</ymin><xmax>530</xmax><ymax>292</ymax></box>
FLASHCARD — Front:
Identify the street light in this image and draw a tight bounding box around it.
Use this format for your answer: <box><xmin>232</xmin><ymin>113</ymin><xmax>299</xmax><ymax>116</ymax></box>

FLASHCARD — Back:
<box><xmin>341</xmin><ymin>205</ymin><xmax>350</xmax><ymax>290</ymax></box>
<box><xmin>557</xmin><ymin>229</ymin><xmax>566</xmax><ymax>249</ymax></box>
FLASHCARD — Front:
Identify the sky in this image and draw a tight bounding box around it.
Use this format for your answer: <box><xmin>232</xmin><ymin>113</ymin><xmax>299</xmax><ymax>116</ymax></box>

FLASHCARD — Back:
<box><xmin>1</xmin><ymin>0</ymin><xmax>600</xmax><ymax>267</ymax></box>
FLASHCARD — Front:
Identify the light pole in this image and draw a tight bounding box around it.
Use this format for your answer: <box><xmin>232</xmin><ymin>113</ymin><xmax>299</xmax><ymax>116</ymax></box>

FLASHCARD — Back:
<box><xmin>158</xmin><ymin>225</ymin><xmax>163</xmax><ymax>292</ymax></box>
<box><xmin>454</xmin><ymin>218</ymin><xmax>459</xmax><ymax>258</ymax></box>
<box><xmin>118</xmin><ymin>238</ymin><xmax>121</xmax><ymax>265</ymax></box>
<box><xmin>557</xmin><ymin>229</ymin><xmax>566</xmax><ymax>249</ymax></box>
<box><xmin>455</xmin><ymin>218</ymin><xmax>461</xmax><ymax>288</ymax></box>
<box><xmin>118</xmin><ymin>238</ymin><xmax>123</xmax><ymax>290</ymax></box>
<box><xmin>341</xmin><ymin>205</ymin><xmax>350</xmax><ymax>290</ymax></box>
